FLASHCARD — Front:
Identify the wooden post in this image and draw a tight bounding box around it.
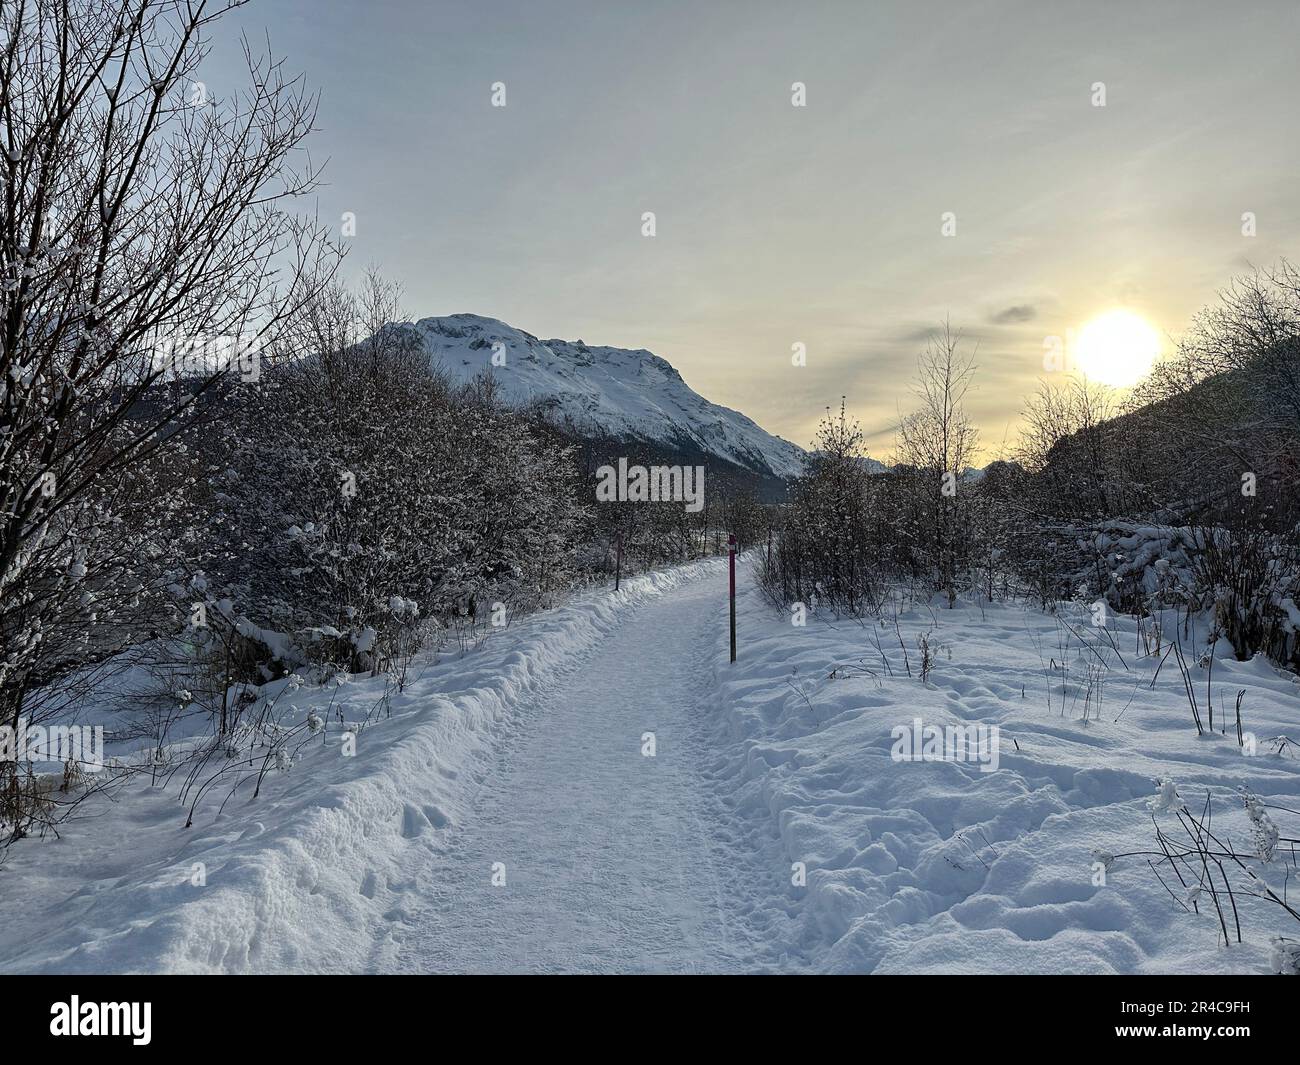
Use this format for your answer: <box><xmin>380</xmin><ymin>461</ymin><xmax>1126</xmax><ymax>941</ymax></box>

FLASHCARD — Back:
<box><xmin>728</xmin><ymin>533</ymin><xmax>737</xmax><ymax>663</ymax></box>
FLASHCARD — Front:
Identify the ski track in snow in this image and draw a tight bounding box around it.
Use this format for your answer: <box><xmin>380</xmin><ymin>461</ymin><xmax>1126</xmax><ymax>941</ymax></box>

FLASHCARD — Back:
<box><xmin>387</xmin><ymin>569</ymin><xmax>790</xmax><ymax>974</ymax></box>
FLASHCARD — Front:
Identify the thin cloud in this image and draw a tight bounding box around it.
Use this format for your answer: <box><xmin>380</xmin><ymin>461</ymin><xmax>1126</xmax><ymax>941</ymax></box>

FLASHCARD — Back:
<box><xmin>989</xmin><ymin>304</ymin><xmax>1037</xmax><ymax>325</ymax></box>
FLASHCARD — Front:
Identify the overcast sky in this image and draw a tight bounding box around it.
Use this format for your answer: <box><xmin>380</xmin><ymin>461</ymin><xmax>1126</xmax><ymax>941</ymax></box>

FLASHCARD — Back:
<box><xmin>208</xmin><ymin>0</ymin><xmax>1300</xmax><ymax>457</ymax></box>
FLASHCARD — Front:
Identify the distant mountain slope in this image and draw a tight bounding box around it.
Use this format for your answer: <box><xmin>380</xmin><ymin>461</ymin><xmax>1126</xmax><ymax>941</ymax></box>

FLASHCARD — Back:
<box><xmin>395</xmin><ymin>314</ymin><xmax>807</xmax><ymax>480</ymax></box>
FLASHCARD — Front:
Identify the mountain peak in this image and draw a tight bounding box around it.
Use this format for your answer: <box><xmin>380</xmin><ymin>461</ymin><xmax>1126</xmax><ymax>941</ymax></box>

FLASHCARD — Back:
<box><xmin>396</xmin><ymin>315</ymin><xmax>806</xmax><ymax>480</ymax></box>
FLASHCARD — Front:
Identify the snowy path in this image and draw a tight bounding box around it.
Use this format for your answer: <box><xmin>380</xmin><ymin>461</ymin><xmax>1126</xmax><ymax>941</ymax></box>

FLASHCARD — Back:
<box><xmin>390</xmin><ymin>567</ymin><xmax>777</xmax><ymax>973</ymax></box>
<box><xmin>9</xmin><ymin>558</ymin><xmax>1292</xmax><ymax>974</ymax></box>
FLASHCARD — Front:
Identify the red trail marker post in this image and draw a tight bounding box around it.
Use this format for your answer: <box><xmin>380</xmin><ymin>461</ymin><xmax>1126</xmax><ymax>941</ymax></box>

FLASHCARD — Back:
<box><xmin>728</xmin><ymin>533</ymin><xmax>737</xmax><ymax>663</ymax></box>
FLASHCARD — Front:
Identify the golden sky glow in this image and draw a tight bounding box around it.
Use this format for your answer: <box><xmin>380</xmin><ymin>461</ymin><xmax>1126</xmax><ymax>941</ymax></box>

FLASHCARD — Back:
<box><xmin>210</xmin><ymin>1</ymin><xmax>1300</xmax><ymax>461</ymax></box>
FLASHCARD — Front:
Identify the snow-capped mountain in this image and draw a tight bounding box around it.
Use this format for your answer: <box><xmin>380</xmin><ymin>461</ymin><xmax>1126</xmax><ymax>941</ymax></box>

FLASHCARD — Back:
<box><xmin>396</xmin><ymin>314</ymin><xmax>807</xmax><ymax>480</ymax></box>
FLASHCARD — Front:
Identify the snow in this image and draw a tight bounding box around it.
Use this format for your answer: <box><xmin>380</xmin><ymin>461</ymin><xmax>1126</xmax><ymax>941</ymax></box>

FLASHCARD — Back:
<box><xmin>397</xmin><ymin>314</ymin><xmax>807</xmax><ymax>479</ymax></box>
<box><xmin>0</xmin><ymin>564</ymin><xmax>720</xmax><ymax>973</ymax></box>
<box><xmin>388</xmin><ymin>569</ymin><xmax>769</xmax><ymax>973</ymax></box>
<box><xmin>711</xmin><ymin>579</ymin><xmax>1300</xmax><ymax>974</ymax></box>
<box><xmin>3</xmin><ymin>560</ymin><xmax>1299</xmax><ymax>973</ymax></box>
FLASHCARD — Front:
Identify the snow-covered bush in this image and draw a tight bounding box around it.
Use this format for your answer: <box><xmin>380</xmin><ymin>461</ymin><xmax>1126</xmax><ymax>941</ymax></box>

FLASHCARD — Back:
<box><xmin>175</xmin><ymin>280</ymin><xmax>590</xmax><ymax>678</ymax></box>
<box><xmin>1187</xmin><ymin>522</ymin><xmax>1300</xmax><ymax>669</ymax></box>
<box><xmin>1036</xmin><ymin>519</ymin><xmax>1300</xmax><ymax>668</ymax></box>
<box><xmin>1081</xmin><ymin>523</ymin><xmax>1196</xmax><ymax>610</ymax></box>
<box><xmin>760</xmin><ymin>401</ymin><xmax>881</xmax><ymax>614</ymax></box>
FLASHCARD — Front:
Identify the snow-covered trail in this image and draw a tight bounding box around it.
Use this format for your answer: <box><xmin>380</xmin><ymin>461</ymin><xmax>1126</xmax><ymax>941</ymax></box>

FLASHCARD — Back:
<box><xmin>388</xmin><ymin>566</ymin><xmax>776</xmax><ymax>974</ymax></box>
<box><xmin>6</xmin><ymin>553</ymin><xmax>1295</xmax><ymax>975</ymax></box>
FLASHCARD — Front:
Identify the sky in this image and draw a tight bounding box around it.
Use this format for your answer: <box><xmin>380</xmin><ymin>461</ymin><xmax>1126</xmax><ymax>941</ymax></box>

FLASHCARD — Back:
<box><xmin>206</xmin><ymin>0</ymin><xmax>1300</xmax><ymax>458</ymax></box>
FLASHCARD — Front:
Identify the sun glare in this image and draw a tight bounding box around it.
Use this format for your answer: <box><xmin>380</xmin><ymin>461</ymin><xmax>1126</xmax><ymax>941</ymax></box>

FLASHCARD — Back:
<box><xmin>1072</xmin><ymin>309</ymin><xmax>1161</xmax><ymax>388</ymax></box>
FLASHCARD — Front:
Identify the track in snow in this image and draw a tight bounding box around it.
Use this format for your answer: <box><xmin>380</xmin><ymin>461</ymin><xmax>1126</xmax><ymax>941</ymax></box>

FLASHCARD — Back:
<box><xmin>392</xmin><ymin>567</ymin><xmax>789</xmax><ymax>974</ymax></box>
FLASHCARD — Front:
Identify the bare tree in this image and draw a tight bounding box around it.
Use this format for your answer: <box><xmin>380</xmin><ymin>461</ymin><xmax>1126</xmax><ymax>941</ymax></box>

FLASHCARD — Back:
<box><xmin>0</xmin><ymin>0</ymin><xmax>339</xmax><ymax>811</ymax></box>
<box><xmin>1016</xmin><ymin>378</ymin><xmax>1129</xmax><ymax>518</ymax></box>
<box><xmin>1132</xmin><ymin>260</ymin><xmax>1300</xmax><ymax>516</ymax></box>
<box><xmin>895</xmin><ymin>321</ymin><xmax>979</xmax><ymax>605</ymax></box>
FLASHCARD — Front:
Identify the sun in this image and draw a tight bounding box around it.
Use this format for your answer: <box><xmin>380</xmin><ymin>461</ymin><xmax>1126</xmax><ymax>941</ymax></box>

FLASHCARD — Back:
<box><xmin>1072</xmin><ymin>309</ymin><xmax>1162</xmax><ymax>388</ymax></box>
